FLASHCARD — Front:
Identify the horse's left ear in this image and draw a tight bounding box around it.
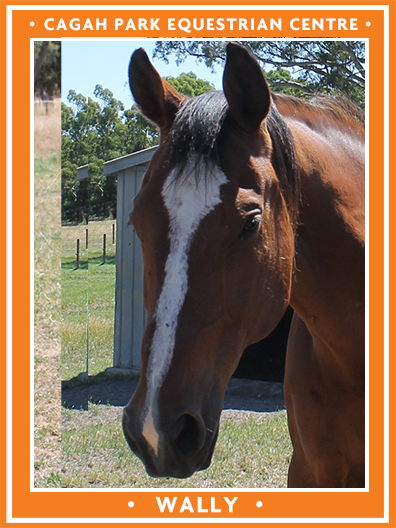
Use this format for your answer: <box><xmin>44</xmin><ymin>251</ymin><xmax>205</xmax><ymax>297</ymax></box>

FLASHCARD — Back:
<box><xmin>129</xmin><ymin>48</ymin><xmax>184</xmax><ymax>131</ymax></box>
<box><xmin>223</xmin><ymin>43</ymin><xmax>271</xmax><ymax>132</ymax></box>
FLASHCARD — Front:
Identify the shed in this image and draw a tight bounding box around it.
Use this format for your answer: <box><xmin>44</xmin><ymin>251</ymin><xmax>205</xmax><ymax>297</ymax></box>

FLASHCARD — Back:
<box><xmin>78</xmin><ymin>146</ymin><xmax>158</xmax><ymax>373</ymax></box>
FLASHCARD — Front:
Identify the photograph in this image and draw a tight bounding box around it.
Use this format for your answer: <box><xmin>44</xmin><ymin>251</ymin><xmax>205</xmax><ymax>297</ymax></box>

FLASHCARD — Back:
<box><xmin>3</xmin><ymin>3</ymin><xmax>393</xmax><ymax>525</ymax></box>
<box><xmin>52</xmin><ymin>39</ymin><xmax>365</xmax><ymax>488</ymax></box>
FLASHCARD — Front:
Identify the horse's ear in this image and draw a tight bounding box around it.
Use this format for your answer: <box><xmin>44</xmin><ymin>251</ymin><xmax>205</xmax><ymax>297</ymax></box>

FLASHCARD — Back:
<box><xmin>223</xmin><ymin>43</ymin><xmax>271</xmax><ymax>132</ymax></box>
<box><xmin>129</xmin><ymin>48</ymin><xmax>184</xmax><ymax>131</ymax></box>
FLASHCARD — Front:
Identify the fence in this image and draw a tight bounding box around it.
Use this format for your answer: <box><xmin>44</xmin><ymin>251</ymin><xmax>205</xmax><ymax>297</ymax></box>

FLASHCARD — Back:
<box><xmin>73</xmin><ymin>224</ymin><xmax>116</xmax><ymax>269</ymax></box>
<box><xmin>34</xmin><ymin>99</ymin><xmax>61</xmax><ymax>115</ymax></box>
<box><xmin>61</xmin><ymin>219</ymin><xmax>118</xmax><ymax>380</ymax></box>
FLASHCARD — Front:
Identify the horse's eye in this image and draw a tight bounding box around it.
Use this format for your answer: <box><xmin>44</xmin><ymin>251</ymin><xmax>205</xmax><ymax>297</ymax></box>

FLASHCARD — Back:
<box><xmin>241</xmin><ymin>213</ymin><xmax>262</xmax><ymax>238</ymax></box>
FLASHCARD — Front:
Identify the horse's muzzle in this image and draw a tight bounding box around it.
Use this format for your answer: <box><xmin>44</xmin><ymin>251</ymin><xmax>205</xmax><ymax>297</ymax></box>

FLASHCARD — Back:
<box><xmin>122</xmin><ymin>407</ymin><xmax>219</xmax><ymax>478</ymax></box>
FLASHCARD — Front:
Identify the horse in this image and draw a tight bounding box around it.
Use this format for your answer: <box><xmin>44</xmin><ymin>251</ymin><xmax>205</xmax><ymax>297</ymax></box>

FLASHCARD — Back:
<box><xmin>122</xmin><ymin>42</ymin><xmax>365</xmax><ymax>488</ymax></box>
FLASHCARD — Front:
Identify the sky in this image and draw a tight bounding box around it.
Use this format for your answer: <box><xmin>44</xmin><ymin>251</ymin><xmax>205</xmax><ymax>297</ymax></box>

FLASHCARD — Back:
<box><xmin>61</xmin><ymin>40</ymin><xmax>224</xmax><ymax>108</ymax></box>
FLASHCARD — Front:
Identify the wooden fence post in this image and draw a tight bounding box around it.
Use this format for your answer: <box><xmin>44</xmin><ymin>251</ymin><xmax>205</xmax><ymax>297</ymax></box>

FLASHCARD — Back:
<box><xmin>103</xmin><ymin>233</ymin><xmax>106</xmax><ymax>264</ymax></box>
<box><xmin>76</xmin><ymin>239</ymin><xmax>80</xmax><ymax>269</ymax></box>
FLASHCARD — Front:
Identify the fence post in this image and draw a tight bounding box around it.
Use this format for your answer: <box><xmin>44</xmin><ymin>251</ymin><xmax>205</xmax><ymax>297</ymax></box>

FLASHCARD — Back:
<box><xmin>103</xmin><ymin>233</ymin><xmax>107</xmax><ymax>264</ymax></box>
<box><xmin>76</xmin><ymin>239</ymin><xmax>80</xmax><ymax>269</ymax></box>
<box><xmin>86</xmin><ymin>228</ymin><xmax>89</xmax><ymax>249</ymax></box>
<box><xmin>112</xmin><ymin>223</ymin><xmax>115</xmax><ymax>244</ymax></box>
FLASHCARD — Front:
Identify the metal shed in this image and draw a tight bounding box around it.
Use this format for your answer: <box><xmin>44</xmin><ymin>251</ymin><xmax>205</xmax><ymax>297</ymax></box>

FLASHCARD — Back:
<box><xmin>78</xmin><ymin>145</ymin><xmax>158</xmax><ymax>373</ymax></box>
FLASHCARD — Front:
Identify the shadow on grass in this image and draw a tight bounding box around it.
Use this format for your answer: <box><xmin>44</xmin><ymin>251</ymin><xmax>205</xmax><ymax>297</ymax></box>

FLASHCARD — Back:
<box><xmin>62</xmin><ymin>370</ymin><xmax>139</xmax><ymax>410</ymax></box>
<box><xmin>61</xmin><ymin>256</ymin><xmax>116</xmax><ymax>270</ymax></box>
<box><xmin>61</xmin><ymin>259</ymin><xmax>89</xmax><ymax>270</ymax></box>
<box><xmin>88</xmin><ymin>255</ymin><xmax>116</xmax><ymax>266</ymax></box>
<box><xmin>61</xmin><ymin>372</ymin><xmax>285</xmax><ymax>413</ymax></box>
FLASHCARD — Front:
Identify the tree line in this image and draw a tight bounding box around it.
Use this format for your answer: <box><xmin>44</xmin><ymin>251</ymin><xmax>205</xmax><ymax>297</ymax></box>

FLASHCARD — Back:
<box><xmin>61</xmin><ymin>73</ymin><xmax>214</xmax><ymax>224</ymax></box>
<box><xmin>61</xmin><ymin>41</ymin><xmax>364</xmax><ymax>225</ymax></box>
<box><xmin>153</xmin><ymin>41</ymin><xmax>365</xmax><ymax>106</ymax></box>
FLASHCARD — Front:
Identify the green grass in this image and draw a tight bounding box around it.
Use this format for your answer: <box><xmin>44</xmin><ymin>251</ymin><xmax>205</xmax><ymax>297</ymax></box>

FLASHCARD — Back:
<box><xmin>59</xmin><ymin>221</ymin><xmax>292</xmax><ymax>488</ymax></box>
<box><xmin>61</xmin><ymin>406</ymin><xmax>291</xmax><ymax>488</ymax></box>
<box><xmin>61</xmin><ymin>220</ymin><xmax>117</xmax><ymax>379</ymax></box>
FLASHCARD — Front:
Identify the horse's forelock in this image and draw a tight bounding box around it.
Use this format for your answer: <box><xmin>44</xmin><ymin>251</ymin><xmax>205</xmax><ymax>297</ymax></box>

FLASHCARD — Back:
<box><xmin>169</xmin><ymin>91</ymin><xmax>228</xmax><ymax>184</ymax></box>
<box><xmin>167</xmin><ymin>90</ymin><xmax>299</xmax><ymax>226</ymax></box>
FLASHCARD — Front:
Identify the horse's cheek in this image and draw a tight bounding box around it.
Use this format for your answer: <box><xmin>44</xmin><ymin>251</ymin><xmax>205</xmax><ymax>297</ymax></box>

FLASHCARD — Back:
<box><xmin>221</xmin><ymin>247</ymin><xmax>277</xmax><ymax>343</ymax></box>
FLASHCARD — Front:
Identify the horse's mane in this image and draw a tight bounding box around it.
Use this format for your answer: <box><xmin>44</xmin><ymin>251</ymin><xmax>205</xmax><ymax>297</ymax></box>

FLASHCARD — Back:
<box><xmin>168</xmin><ymin>90</ymin><xmax>298</xmax><ymax>225</ymax></box>
<box><xmin>167</xmin><ymin>89</ymin><xmax>363</xmax><ymax>228</ymax></box>
<box><xmin>273</xmin><ymin>92</ymin><xmax>365</xmax><ymax>131</ymax></box>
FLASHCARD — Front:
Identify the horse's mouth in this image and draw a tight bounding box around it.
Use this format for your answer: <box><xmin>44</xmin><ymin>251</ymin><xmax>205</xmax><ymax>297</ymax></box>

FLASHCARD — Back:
<box><xmin>144</xmin><ymin>433</ymin><xmax>218</xmax><ymax>479</ymax></box>
<box><xmin>123</xmin><ymin>411</ymin><xmax>219</xmax><ymax>479</ymax></box>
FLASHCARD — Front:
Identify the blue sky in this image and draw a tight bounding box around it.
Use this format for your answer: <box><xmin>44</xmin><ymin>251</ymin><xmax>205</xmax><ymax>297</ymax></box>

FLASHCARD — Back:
<box><xmin>62</xmin><ymin>40</ymin><xmax>224</xmax><ymax>108</ymax></box>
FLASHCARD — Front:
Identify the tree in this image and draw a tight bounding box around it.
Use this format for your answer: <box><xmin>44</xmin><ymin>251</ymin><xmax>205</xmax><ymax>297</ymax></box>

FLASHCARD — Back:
<box><xmin>61</xmin><ymin>87</ymin><xmax>127</xmax><ymax>224</ymax></box>
<box><xmin>153</xmin><ymin>41</ymin><xmax>365</xmax><ymax>107</ymax></box>
<box><xmin>266</xmin><ymin>67</ymin><xmax>310</xmax><ymax>98</ymax></box>
<box><xmin>61</xmin><ymin>71</ymin><xmax>215</xmax><ymax>224</ymax></box>
<box><xmin>34</xmin><ymin>41</ymin><xmax>61</xmax><ymax>98</ymax></box>
<box><xmin>62</xmin><ymin>160</ymin><xmax>89</xmax><ymax>224</ymax></box>
<box><xmin>164</xmin><ymin>72</ymin><xmax>214</xmax><ymax>97</ymax></box>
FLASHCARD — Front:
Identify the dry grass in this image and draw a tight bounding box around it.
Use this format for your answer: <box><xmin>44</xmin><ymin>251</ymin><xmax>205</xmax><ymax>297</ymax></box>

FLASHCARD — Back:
<box><xmin>34</xmin><ymin>101</ymin><xmax>63</xmax><ymax>487</ymax></box>
<box><xmin>34</xmin><ymin>100</ymin><xmax>61</xmax><ymax>156</ymax></box>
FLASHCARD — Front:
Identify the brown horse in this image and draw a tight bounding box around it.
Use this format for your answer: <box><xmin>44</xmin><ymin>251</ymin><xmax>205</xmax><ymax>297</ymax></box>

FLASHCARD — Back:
<box><xmin>122</xmin><ymin>43</ymin><xmax>365</xmax><ymax>487</ymax></box>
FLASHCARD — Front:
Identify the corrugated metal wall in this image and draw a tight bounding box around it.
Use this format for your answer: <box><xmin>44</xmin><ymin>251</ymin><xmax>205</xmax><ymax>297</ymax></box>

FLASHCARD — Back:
<box><xmin>113</xmin><ymin>166</ymin><xmax>147</xmax><ymax>370</ymax></box>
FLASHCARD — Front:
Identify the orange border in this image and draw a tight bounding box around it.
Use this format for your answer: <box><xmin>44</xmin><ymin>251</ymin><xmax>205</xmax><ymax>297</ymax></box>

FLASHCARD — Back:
<box><xmin>1</xmin><ymin>0</ymin><xmax>394</xmax><ymax>526</ymax></box>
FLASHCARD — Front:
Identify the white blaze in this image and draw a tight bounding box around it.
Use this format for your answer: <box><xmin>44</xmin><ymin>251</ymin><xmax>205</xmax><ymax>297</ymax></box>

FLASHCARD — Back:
<box><xmin>142</xmin><ymin>161</ymin><xmax>228</xmax><ymax>455</ymax></box>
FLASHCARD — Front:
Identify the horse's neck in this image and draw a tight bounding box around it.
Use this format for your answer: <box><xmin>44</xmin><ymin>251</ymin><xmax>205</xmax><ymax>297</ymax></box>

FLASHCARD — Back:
<box><xmin>288</xmin><ymin>119</ymin><xmax>365</xmax><ymax>357</ymax></box>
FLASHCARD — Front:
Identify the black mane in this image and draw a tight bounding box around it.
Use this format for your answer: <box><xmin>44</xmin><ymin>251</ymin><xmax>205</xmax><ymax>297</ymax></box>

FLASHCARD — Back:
<box><xmin>169</xmin><ymin>91</ymin><xmax>228</xmax><ymax>177</ymax></box>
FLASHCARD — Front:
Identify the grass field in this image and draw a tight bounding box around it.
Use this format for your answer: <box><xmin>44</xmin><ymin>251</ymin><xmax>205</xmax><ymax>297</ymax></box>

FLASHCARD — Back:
<box><xmin>61</xmin><ymin>219</ymin><xmax>116</xmax><ymax>379</ymax></box>
<box><xmin>34</xmin><ymin>100</ymin><xmax>292</xmax><ymax>489</ymax></box>
<box><xmin>61</xmin><ymin>407</ymin><xmax>291</xmax><ymax>488</ymax></box>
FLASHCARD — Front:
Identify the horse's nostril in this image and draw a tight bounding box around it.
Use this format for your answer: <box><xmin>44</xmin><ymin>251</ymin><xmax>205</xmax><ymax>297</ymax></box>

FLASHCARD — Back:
<box><xmin>173</xmin><ymin>413</ymin><xmax>206</xmax><ymax>457</ymax></box>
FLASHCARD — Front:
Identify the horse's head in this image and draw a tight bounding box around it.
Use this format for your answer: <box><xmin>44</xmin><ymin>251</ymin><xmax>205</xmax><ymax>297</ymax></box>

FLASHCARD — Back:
<box><xmin>123</xmin><ymin>43</ymin><xmax>296</xmax><ymax>478</ymax></box>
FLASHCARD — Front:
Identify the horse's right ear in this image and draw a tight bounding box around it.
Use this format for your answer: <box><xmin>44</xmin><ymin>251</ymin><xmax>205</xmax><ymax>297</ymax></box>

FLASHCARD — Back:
<box><xmin>128</xmin><ymin>48</ymin><xmax>184</xmax><ymax>131</ymax></box>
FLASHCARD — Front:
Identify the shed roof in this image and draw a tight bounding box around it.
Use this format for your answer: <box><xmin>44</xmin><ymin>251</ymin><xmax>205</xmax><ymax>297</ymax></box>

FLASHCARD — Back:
<box><xmin>77</xmin><ymin>145</ymin><xmax>158</xmax><ymax>180</ymax></box>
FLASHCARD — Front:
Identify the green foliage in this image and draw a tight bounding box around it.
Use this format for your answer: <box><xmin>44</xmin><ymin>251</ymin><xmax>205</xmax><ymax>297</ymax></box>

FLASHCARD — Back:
<box><xmin>62</xmin><ymin>43</ymin><xmax>365</xmax><ymax>225</ymax></box>
<box><xmin>266</xmin><ymin>67</ymin><xmax>310</xmax><ymax>99</ymax></box>
<box><xmin>61</xmin><ymin>85</ymin><xmax>158</xmax><ymax>224</ymax></box>
<box><xmin>61</xmin><ymin>159</ymin><xmax>83</xmax><ymax>224</ymax></box>
<box><xmin>62</xmin><ymin>71</ymin><xmax>216</xmax><ymax>225</ymax></box>
<box><xmin>164</xmin><ymin>71</ymin><xmax>214</xmax><ymax>97</ymax></box>
<box><xmin>123</xmin><ymin>108</ymin><xmax>159</xmax><ymax>153</ymax></box>
<box><xmin>154</xmin><ymin>41</ymin><xmax>365</xmax><ymax>107</ymax></box>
